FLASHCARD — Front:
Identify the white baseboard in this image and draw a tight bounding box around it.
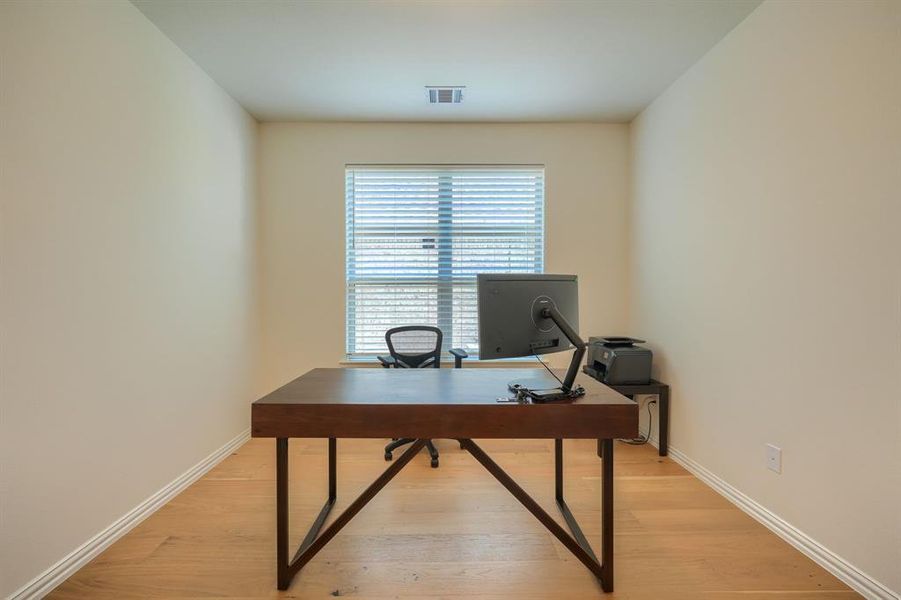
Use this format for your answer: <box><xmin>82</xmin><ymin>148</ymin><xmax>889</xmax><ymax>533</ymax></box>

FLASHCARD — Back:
<box><xmin>7</xmin><ymin>428</ymin><xmax>251</xmax><ymax>600</ymax></box>
<box><xmin>656</xmin><ymin>438</ymin><xmax>899</xmax><ymax>600</ymax></box>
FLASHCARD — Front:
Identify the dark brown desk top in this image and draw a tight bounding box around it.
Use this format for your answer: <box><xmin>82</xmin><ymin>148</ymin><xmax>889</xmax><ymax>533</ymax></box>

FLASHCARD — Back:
<box><xmin>252</xmin><ymin>368</ymin><xmax>637</xmax><ymax>440</ymax></box>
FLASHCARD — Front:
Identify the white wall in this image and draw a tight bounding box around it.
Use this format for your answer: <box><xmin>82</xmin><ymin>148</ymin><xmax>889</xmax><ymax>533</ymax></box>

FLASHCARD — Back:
<box><xmin>630</xmin><ymin>0</ymin><xmax>900</xmax><ymax>593</ymax></box>
<box><xmin>258</xmin><ymin>123</ymin><xmax>630</xmax><ymax>390</ymax></box>
<box><xmin>0</xmin><ymin>1</ymin><xmax>260</xmax><ymax>596</ymax></box>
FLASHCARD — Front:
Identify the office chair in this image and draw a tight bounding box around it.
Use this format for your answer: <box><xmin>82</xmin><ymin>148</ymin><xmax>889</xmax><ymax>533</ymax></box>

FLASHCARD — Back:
<box><xmin>378</xmin><ymin>325</ymin><xmax>468</xmax><ymax>468</ymax></box>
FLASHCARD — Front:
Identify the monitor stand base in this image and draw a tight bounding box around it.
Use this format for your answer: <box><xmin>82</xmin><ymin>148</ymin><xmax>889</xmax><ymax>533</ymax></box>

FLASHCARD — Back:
<box><xmin>508</xmin><ymin>380</ymin><xmax>585</xmax><ymax>403</ymax></box>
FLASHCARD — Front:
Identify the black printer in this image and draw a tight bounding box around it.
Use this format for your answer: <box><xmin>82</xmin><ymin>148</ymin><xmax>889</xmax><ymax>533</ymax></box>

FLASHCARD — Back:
<box><xmin>583</xmin><ymin>337</ymin><xmax>652</xmax><ymax>385</ymax></box>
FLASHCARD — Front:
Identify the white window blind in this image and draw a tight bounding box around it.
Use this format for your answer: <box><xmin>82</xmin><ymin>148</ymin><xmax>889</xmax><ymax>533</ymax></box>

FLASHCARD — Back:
<box><xmin>346</xmin><ymin>166</ymin><xmax>545</xmax><ymax>358</ymax></box>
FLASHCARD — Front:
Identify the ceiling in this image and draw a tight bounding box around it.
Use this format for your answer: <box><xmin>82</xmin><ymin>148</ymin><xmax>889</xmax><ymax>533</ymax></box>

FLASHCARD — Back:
<box><xmin>133</xmin><ymin>0</ymin><xmax>761</xmax><ymax>123</ymax></box>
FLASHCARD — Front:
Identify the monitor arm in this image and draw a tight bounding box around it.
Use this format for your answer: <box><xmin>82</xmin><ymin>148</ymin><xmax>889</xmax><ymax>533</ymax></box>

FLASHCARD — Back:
<box><xmin>540</xmin><ymin>305</ymin><xmax>586</xmax><ymax>393</ymax></box>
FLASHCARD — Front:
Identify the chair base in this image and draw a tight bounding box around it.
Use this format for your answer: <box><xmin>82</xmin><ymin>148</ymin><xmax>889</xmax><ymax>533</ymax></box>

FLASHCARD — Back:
<box><xmin>385</xmin><ymin>438</ymin><xmax>440</xmax><ymax>468</ymax></box>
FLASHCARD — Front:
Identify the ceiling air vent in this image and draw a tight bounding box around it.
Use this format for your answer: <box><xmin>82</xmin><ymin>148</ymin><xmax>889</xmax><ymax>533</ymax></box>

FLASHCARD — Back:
<box><xmin>426</xmin><ymin>86</ymin><xmax>465</xmax><ymax>104</ymax></box>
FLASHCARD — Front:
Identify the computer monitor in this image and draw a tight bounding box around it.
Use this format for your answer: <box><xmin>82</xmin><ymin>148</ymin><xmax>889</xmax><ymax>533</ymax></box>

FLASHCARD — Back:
<box><xmin>477</xmin><ymin>274</ymin><xmax>586</xmax><ymax>402</ymax></box>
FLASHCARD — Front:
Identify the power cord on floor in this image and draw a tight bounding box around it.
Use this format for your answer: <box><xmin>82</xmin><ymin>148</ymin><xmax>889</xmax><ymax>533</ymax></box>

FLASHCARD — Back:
<box><xmin>619</xmin><ymin>398</ymin><xmax>657</xmax><ymax>446</ymax></box>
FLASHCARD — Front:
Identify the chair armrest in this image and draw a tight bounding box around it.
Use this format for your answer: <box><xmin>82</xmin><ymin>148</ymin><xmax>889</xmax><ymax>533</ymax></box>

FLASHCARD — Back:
<box><xmin>377</xmin><ymin>355</ymin><xmax>397</xmax><ymax>368</ymax></box>
<box><xmin>449</xmin><ymin>348</ymin><xmax>468</xmax><ymax>369</ymax></box>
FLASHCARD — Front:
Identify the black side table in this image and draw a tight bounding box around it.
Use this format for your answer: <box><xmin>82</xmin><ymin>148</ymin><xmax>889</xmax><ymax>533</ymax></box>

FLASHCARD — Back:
<box><xmin>585</xmin><ymin>373</ymin><xmax>670</xmax><ymax>457</ymax></box>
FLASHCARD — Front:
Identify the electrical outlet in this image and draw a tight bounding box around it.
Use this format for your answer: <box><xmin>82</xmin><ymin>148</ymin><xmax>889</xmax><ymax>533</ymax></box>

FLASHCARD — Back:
<box><xmin>766</xmin><ymin>444</ymin><xmax>782</xmax><ymax>473</ymax></box>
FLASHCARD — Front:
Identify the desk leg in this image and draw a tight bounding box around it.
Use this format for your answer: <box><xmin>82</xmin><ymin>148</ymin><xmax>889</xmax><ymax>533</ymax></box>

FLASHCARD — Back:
<box><xmin>329</xmin><ymin>437</ymin><xmax>337</xmax><ymax>499</ymax></box>
<box><xmin>555</xmin><ymin>439</ymin><xmax>564</xmax><ymax>502</ymax></box>
<box><xmin>462</xmin><ymin>438</ymin><xmax>613</xmax><ymax>592</ymax></box>
<box><xmin>276</xmin><ymin>437</ymin><xmax>338</xmax><ymax>590</ymax></box>
<box><xmin>658</xmin><ymin>387</ymin><xmax>669</xmax><ymax>457</ymax></box>
<box><xmin>275</xmin><ymin>437</ymin><xmax>424</xmax><ymax>591</ymax></box>
<box><xmin>600</xmin><ymin>438</ymin><xmax>614</xmax><ymax>591</ymax></box>
<box><xmin>276</xmin><ymin>438</ymin><xmax>289</xmax><ymax>590</ymax></box>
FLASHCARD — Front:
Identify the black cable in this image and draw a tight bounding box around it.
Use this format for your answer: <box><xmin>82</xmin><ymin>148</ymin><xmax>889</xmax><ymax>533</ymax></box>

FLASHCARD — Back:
<box><xmin>533</xmin><ymin>353</ymin><xmax>565</xmax><ymax>386</ymax></box>
<box><xmin>620</xmin><ymin>399</ymin><xmax>656</xmax><ymax>445</ymax></box>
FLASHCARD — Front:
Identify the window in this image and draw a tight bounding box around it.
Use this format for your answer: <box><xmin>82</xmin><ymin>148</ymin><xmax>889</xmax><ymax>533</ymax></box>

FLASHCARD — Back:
<box><xmin>345</xmin><ymin>166</ymin><xmax>545</xmax><ymax>358</ymax></box>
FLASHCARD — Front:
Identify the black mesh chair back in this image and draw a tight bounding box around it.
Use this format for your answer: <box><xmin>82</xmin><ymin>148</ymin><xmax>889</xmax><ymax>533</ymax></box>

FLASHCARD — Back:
<box><xmin>384</xmin><ymin>325</ymin><xmax>442</xmax><ymax>369</ymax></box>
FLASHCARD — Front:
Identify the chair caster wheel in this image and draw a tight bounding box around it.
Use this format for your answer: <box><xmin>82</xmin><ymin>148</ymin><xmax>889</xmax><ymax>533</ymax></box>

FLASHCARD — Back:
<box><xmin>430</xmin><ymin>458</ymin><xmax>439</xmax><ymax>468</ymax></box>
<box><xmin>384</xmin><ymin>452</ymin><xmax>392</xmax><ymax>461</ymax></box>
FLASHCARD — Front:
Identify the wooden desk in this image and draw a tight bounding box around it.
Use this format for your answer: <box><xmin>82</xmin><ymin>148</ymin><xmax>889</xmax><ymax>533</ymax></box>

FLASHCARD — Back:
<box><xmin>252</xmin><ymin>368</ymin><xmax>638</xmax><ymax>593</ymax></box>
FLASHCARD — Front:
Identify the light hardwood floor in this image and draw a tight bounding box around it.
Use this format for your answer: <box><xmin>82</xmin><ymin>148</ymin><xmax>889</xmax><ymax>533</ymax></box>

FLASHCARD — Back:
<box><xmin>50</xmin><ymin>438</ymin><xmax>858</xmax><ymax>599</ymax></box>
